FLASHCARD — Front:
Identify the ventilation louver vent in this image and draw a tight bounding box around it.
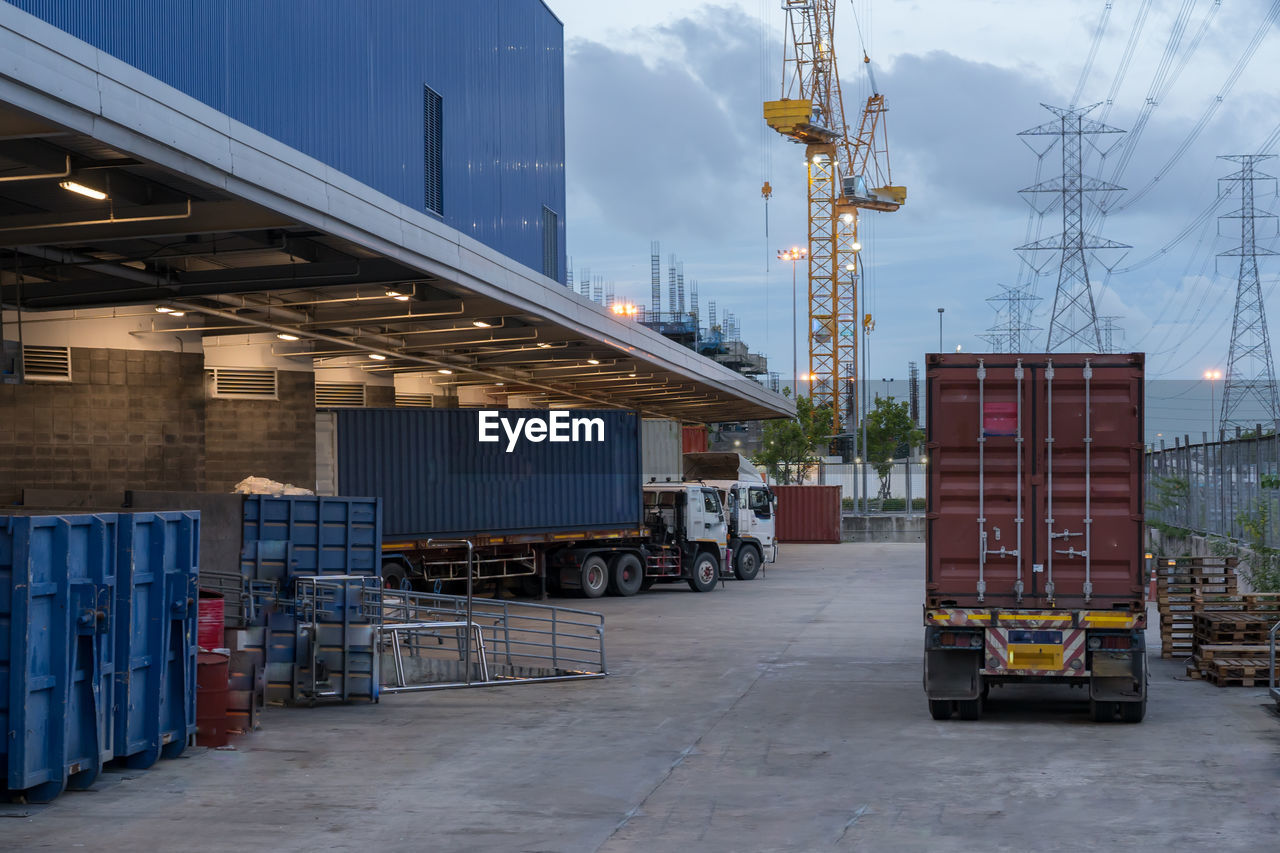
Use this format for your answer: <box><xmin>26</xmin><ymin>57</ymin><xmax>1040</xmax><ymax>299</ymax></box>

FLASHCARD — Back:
<box><xmin>22</xmin><ymin>345</ymin><xmax>71</xmax><ymax>382</ymax></box>
<box><xmin>316</xmin><ymin>382</ymin><xmax>366</xmax><ymax>408</ymax></box>
<box><xmin>210</xmin><ymin>367</ymin><xmax>278</xmax><ymax>399</ymax></box>
<box><xmin>424</xmin><ymin>85</ymin><xmax>443</xmax><ymax>215</ymax></box>
<box><xmin>395</xmin><ymin>391</ymin><xmax>435</xmax><ymax>408</ymax></box>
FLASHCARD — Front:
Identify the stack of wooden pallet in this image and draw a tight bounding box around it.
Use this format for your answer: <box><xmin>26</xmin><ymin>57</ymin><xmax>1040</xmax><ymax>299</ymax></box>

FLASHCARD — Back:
<box><xmin>1156</xmin><ymin>556</ymin><xmax>1239</xmax><ymax>659</ymax></box>
<box><xmin>1185</xmin><ymin>593</ymin><xmax>1280</xmax><ymax>686</ymax></box>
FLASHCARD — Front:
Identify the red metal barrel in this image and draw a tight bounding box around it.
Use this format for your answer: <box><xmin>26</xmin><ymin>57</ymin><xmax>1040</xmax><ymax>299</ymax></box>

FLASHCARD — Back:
<box><xmin>197</xmin><ymin>590</ymin><xmax>224</xmax><ymax>651</ymax></box>
<box><xmin>195</xmin><ymin>651</ymin><xmax>230</xmax><ymax>748</ymax></box>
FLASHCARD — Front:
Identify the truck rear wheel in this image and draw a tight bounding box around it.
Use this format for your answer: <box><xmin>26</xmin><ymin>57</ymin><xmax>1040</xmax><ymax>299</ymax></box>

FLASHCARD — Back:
<box><xmin>956</xmin><ymin>698</ymin><xmax>983</xmax><ymax>721</ymax></box>
<box><xmin>1090</xmin><ymin>700</ymin><xmax>1117</xmax><ymax>722</ymax></box>
<box><xmin>928</xmin><ymin>699</ymin><xmax>952</xmax><ymax>720</ymax></box>
<box><xmin>687</xmin><ymin>552</ymin><xmax>719</xmax><ymax>592</ymax></box>
<box><xmin>382</xmin><ymin>561</ymin><xmax>408</xmax><ymax>591</ymax></box>
<box><xmin>579</xmin><ymin>556</ymin><xmax>609</xmax><ymax>599</ymax></box>
<box><xmin>734</xmin><ymin>544</ymin><xmax>761</xmax><ymax>580</ymax></box>
<box><xmin>608</xmin><ymin>553</ymin><xmax>644</xmax><ymax>596</ymax></box>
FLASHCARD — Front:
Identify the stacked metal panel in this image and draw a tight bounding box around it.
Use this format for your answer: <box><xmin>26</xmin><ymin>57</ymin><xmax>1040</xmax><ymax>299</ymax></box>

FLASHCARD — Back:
<box><xmin>229</xmin><ymin>496</ymin><xmax>382</xmax><ymax>709</ymax></box>
<box><xmin>0</xmin><ymin>511</ymin><xmax>198</xmax><ymax>803</ymax></box>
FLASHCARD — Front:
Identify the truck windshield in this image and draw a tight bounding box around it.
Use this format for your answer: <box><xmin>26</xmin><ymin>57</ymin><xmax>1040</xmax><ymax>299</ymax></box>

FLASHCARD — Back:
<box><xmin>749</xmin><ymin>487</ymin><xmax>770</xmax><ymax>517</ymax></box>
<box><xmin>702</xmin><ymin>490</ymin><xmax>723</xmax><ymax>520</ymax></box>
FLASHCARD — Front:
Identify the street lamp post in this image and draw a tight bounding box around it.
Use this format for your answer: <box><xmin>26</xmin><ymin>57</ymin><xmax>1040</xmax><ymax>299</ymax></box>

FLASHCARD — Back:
<box><xmin>1204</xmin><ymin>369</ymin><xmax>1222</xmax><ymax>438</ymax></box>
<box><xmin>778</xmin><ymin>246</ymin><xmax>807</xmax><ymax>398</ymax></box>
<box><xmin>845</xmin><ymin>261</ymin><xmax>859</xmax><ymax>510</ymax></box>
<box><xmin>863</xmin><ymin>307</ymin><xmax>872</xmax><ymax>512</ymax></box>
<box><xmin>937</xmin><ymin>307</ymin><xmax>944</xmax><ymax>352</ymax></box>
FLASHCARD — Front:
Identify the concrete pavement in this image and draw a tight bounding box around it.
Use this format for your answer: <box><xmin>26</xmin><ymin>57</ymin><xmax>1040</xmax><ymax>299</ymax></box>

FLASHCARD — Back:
<box><xmin>4</xmin><ymin>543</ymin><xmax>1278</xmax><ymax>852</ymax></box>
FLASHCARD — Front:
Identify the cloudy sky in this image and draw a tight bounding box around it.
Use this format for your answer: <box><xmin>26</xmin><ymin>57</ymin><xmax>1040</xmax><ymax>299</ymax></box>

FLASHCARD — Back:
<box><xmin>549</xmin><ymin>0</ymin><xmax>1280</xmax><ymax>436</ymax></box>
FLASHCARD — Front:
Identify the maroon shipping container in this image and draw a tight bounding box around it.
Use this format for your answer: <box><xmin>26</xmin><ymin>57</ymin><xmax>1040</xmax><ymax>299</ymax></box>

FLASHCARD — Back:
<box><xmin>682</xmin><ymin>424</ymin><xmax>708</xmax><ymax>454</ymax></box>
<box><xmin>926</xmin><ymin>352</ymin><xmax>1145</xmax><ymax>610</ymax></box>
<box><xmin>773</xmin><ymin>485</ymin><xmax>841</xmax><ymax>543</ymax></box>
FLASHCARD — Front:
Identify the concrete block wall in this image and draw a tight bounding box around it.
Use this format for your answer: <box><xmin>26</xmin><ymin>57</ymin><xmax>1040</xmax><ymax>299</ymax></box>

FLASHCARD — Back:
<box><xmin>0</xmin><ymin>347</ymin><xmax>205</xmax><ymax>501</ymax></box>
<box><xmin>0</xmin><ymin>346</ymin><xmax>318</xmax><ymax>500</ymax></box>
<box><xmin>204</xmin><ymin>370</ymin><xmax>316</xmax><ymax>491</ymax></box>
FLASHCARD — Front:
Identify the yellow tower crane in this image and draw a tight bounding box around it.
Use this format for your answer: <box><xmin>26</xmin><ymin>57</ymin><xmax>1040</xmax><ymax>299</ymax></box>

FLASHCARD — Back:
<box><xmin>764</xmin><ymin>0</ymin><xmax>904</xmax><ymax>433</ymax></box>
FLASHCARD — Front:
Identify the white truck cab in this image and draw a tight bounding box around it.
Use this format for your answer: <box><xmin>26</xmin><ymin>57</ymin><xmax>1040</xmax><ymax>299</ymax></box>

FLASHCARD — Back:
<box><xmin>682</xmin><ymin>452</ymin><xmax>777</xmax><ymax>580</ymax></box>
<box><xmin>641</xmin><ymin>482</ymin><xmax>730</xmax><ymax>591</ymax></box>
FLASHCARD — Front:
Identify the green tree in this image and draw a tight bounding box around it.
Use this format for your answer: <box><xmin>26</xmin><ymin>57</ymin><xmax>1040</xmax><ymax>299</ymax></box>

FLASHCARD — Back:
<box><xmin>753</xmin><ymin>396</ymin><xmax>833</xmax><ymax>484</ymax></box>
<box><xmin>858</xmin><ymin>395</ymin><xmax>924</xmax><ymax>500</ymax></box>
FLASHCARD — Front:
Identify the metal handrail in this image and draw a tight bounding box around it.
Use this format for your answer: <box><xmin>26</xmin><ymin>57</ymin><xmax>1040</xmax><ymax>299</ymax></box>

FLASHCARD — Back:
<box><xmin>427</xmin><ymin>539</ymin><xmax>474</xmax><ymax>684</ymax></box>
<box><xmin>373</xmin><ymin>586</ymin><xmax>606</xmax><ymax>691</ymax></box>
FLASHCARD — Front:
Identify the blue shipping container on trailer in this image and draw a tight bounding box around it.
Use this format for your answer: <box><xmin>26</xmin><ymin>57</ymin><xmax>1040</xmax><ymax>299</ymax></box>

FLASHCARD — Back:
<box><xmin>324</xmin><ymin>408</ymin><xmax>643</xmax><ymax>540</ymax></box>
<box><xmin>0</xmin><ymin>514</ymin><xmax>116</xmax><ymax>803</ymax></box>
<box><xmin>113</xmin><ymin>511</ymin><xmax>200</xmax><ymax>769</ymax></box>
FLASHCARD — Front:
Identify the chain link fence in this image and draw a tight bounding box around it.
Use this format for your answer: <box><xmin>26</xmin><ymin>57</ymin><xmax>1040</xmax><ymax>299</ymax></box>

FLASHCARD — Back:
<box><xmin>813</xmin><ymin>460</ymin><xmax>928</xmax><ymax>514</ymax></box>
<box><xmin>1146</xmin><ymin>429</ymin><xmax>1280</xmax><ymax>547</ymax></box>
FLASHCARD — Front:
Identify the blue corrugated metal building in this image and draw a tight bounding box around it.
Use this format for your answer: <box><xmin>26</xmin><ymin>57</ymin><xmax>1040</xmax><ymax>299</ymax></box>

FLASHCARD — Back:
<box><xmin>7</xmin><ymin>0</ymin><xmax>567</xmax><ymax>283</ymax></box>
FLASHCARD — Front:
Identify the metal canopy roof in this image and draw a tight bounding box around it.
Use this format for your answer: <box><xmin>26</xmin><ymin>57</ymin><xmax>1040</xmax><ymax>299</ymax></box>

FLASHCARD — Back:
<box><xmin>0</xmin><ymin>7</ymin><xmax>792</xmax><ymax>422</ymax></box>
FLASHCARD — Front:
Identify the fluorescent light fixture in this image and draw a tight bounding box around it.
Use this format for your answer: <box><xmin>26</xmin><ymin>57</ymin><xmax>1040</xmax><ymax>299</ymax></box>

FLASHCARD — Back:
<box><xmin>536</xmin><ymin>342</ymin><xmax>552</xmax><ymax>349</ymax></box>
<box><xmin>59</xmin><ymin>180</ymin><xmax>107</xmax><ymax>200</ymax></box>
<box><xmin>368</xmin><ymin>353</ymin><xmax>387</xmax><ymax>361</ymax></box>
<box><xmin>155</xmin><ymin>306</ymin><xmax>174</xmax><ymax>314</ymax></box>
<box><xmin>472</xmin><ymin>320</ymin><xmax>492</xmax><ymax>328</ymax></box>
<box><xmin>586</xmin><ymin>358</ymin><xmax>601</xmax><ymax>365</ymax></box>
<box><xmin>394</xmin><ymin>295</ymin><xmax>410</xmax><ymax>302</ymax></box>
<box><xmin>495</xmin><ymin>381</ymin><xmax>505</xmax><ymax>386</ymax></box>
<box><xmin>276</xmin><ymin>333</ymin><xmax>299</xmax><ymax>342</ymax></box>
<box><xmin>628</xmin><ymin>373</ymin><xmax>636</xmax><ymax>378</ymax></box>
<box><xmin>168</xmin><ymin>311</ymin><xmax>185</xmax><ymax>317</ymax></box>
<box><xmin>437</xmin><ymin>368</ymin><xmax>453</xmax><ymax>375</ymax></box>
<box><xmin>385</xmin><ymin>289</ymin><xmax>402</xmax><ymax>297</ymax></box>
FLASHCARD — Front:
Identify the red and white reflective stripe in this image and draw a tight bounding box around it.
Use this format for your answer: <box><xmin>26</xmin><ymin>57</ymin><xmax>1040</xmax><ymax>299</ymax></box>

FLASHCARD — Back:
<box><xmin>985</xmin><ymin>628</ymin><xmax>1009</xmax><ymax>670</ymax></box>
<box><xmin>981</xmin><ymin>627</ymin><xmax>1089</xmax><ymax>677</ymax></box>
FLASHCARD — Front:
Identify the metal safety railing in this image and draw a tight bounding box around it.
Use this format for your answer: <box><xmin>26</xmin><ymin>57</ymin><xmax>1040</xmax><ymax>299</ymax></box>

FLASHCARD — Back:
<box><xmin>811</xmin><ymin>459</ymin><xmax>928</xmax><ymax>514</ymax></box>
<box><xmin>374</xmin><ymin>587</ymin><xmax>607</xmax><ymax>692</ymax></box>
<box><xmin>1146</xmin><ymin>426</ymin><xmax>1280</xmax><ymax>547</ymax></box>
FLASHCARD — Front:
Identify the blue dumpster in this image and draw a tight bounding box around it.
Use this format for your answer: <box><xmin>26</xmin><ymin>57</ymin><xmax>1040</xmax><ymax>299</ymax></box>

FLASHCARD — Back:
<box><xmin>0</xmin><ymin>514</ymin><xmax>117</xmax><ymax>803</ymax></box>
<box><xmin>113</xmin><ymin>511</ymin><xmax>200</xmax><ymax>769</ymax></box>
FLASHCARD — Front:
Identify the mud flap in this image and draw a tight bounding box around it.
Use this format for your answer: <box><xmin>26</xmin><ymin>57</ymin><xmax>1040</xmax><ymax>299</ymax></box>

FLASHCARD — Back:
<box><xmin>1089</xmin><ymin>652</ymin><xmax>1146</xmax><ymax>701</ymax></box>
<box><xmin>924</xmin><ymin>649</ymin><xmax>982</xmax><ymax>700</ymax></box>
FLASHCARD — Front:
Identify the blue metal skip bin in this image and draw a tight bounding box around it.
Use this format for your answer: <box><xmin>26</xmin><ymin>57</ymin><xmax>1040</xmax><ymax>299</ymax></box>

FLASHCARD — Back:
<box><xmin>241</xmin><ymin>496</ymin><xmax>381</xmax><ymax>593</ymax></box>
<box><xmin>113</xmin><ymin>512</ymin><xmax>200</xmax><ymax>769</ymax></box>
<box><xmin>0</xmin><ymin>514</ymin><xmax>117</xmax><ymax>803</ymax></box>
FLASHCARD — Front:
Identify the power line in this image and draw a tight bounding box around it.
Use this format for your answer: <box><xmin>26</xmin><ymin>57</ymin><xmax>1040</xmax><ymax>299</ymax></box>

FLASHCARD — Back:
<box><xmin>1098</xmin><ymin>0</ymin><xmax>1154</xmax><ymax>122</ymax></box>
<box><xmin>1107</xmin><ymin>1</ymin><xmax>1280</xmax><ymax>215</ymax></box>
<box><xmin>1071</xmin><ymin>2</ymin><xmax>1114</xmax><ymax>108</ymax></box>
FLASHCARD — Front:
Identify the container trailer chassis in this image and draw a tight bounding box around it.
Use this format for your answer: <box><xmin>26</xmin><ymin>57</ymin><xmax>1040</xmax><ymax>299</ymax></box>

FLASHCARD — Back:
<box><xmin>923</xmin><ymin>606</ymin><xmax>1147</xmax><ymax>722</ymax></box>
<box><xmin>379</xmin><ymin>530</ymin><xmax>730</xmax><ymax>599</ymax></box>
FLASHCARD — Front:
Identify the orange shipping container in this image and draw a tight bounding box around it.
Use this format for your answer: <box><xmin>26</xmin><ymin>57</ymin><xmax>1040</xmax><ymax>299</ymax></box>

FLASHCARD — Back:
<box><xmin>682</xmin><ymin>424</ymin><xmax>708</xmax><ymax>454</ymax></box>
